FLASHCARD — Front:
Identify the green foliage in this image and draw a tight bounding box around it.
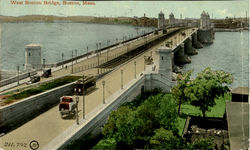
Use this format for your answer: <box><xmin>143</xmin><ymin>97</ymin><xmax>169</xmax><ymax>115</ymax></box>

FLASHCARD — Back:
<box><xmin>172</xmin><ymin>71</ymin><xmax>192</xmax><ymax>115</ymax></box>
<box><xmin>5</xmin><ymin>76</ymin><xmax>81</xmax><ymax>104</ymax></box>
<box><xmin>184</xmin><ymin>67</ymin><xmax>233</xmax><ymax>117</ymax></box>
<box><xmin>92</xmin><ymin>138</ymin><xmax>116</xmax><ymax>149</ymax></box>
<box><xmin>122</xmin><ymin>88</ymin><xmax>162</xmax><ymax>109</ymax></box>
<box><xmin>181</xmin><ymin>93</ymin><xmax>231</xmax><ymax>118</ymax></box>
<box><xmin>188</xmin><ymin>137</ymin><xmax>215</xmax><ymax>150</ymax></box>
<box><xmin>101</xmin><ymin>93</ymin><xmax>179</xmax><ymax>149</ymax></box>
<box><xmin>150</xmin><ymin>127</ymin><xmax>185</xmax><ymax>149</ymax></box>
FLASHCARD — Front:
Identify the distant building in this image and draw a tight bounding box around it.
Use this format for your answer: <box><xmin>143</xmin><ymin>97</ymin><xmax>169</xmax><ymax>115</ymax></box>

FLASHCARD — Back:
<box><xmin>158</xmin><ymin>11</ymin><xmax>165</xmax><ymax>29</ymax></box>
<box><xmin>169</xmin><ymin>13</ymin><xmax>175</xmax><ymax>27</ymax></box>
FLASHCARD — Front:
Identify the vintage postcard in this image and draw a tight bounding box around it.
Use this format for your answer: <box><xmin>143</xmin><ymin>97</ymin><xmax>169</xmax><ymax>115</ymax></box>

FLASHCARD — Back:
<box><xmin>0</xmin><ymin>0</ymin><xmax>249</xmax><ymax>150</ymax></box>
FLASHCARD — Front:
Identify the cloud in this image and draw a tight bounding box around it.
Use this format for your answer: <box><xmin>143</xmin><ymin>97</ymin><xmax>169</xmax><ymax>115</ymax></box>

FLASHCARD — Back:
<box><xmin>216</xmin><ymin>9</ymin><xmax>233</xmax><ymax>18</ymax></box>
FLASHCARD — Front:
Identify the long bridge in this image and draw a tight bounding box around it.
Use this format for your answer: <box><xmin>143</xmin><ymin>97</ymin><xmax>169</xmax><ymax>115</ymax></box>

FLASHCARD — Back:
<box><xmin>0</xmin><ymin>26</ymin><xmax>214</xmax><ymax>150</ymax></box>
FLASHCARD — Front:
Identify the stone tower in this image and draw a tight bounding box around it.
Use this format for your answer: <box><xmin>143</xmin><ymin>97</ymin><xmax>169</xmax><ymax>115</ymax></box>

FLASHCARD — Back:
<box><xmin>25</xmin><ymin>44</ymin><xmax>42</xmax><ymax>70</ymax></box>
<box><xmin>200</xmin><ymin>11</ymin><xmax>211</xmax><ymax>29</ymax></box>
<box><xmin>156</xmin><ymin>46</ymin><xmax>172</xmax><ymax>78</ymax></box>
<box><xmin>169</xmin><ymin>13</ymin><xmax>175</xmax><ymax>27</ymax></box>
<box><xmin>158</xmin><ymin>11</ymin><xmax>165</xmax><ymax>29</ymax></box>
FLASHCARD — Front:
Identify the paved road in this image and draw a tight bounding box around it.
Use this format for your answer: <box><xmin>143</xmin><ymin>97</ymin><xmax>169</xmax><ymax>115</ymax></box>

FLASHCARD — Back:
<box><xmin>0</xmin><ymin>28</ymin><xmax>196</xmax><ymax>150</ymax></box>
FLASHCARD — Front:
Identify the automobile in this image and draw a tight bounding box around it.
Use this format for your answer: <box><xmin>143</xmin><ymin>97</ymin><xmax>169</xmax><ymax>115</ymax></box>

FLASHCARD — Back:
<box><xmin>59</xmin><ymin>96</ymin><xmax>77</xmax><ymax>117</ymax></box>
<box><xmin>42</xmin><ymin>69</ymin><xmax>51</xmax><ymax>78</ymax></box>
<box><xmin>26</xmin><ymin>74</ymin><xmax>40</xmax><ymax>85</ymax></box>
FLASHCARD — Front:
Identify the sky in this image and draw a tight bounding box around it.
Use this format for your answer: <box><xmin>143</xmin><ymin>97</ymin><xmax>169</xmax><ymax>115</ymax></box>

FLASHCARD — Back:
<box><xmin>0</xmin><ymin>0</ymin><xmax>249</xmax><ymax>19</ymax></box>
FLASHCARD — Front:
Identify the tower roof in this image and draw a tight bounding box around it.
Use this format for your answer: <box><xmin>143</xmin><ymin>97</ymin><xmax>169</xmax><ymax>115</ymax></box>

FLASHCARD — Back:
<box><xmin>170</xmin><ymin>12</ymin><xmax>174</xmax><ymax>17</ymax></box>
<box><xmin>201</xmin><ymin>11</ymin><xmax>207</xmax><ymax>17</ymax></box>
<box><xmin>159</xmin><ymin>11</ymin><xmax>164</xmax><ymax>15</ymax></box>
<box><xmin>25</xmin><ymin>44</ymin><xmax>42</xmax><ymax>49</ymax></box>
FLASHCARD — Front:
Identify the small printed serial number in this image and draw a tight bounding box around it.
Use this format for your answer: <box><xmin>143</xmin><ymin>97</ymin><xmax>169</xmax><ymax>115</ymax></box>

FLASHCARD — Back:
<box><xmin>4</xmin><ymin>142</ymin><xmax>27</xmax><ymax>148</ymax></box>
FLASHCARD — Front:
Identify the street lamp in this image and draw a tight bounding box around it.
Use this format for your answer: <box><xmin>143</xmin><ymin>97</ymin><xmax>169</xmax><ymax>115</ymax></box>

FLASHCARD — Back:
<box><xmin>144</xmin><ymin>56</ymin><xmax>146</xmax><ymax>71</ymax></box>
<box><xmin>71</xmin><ymin>50</ymin><xmax>74</xmax><ymax>74</ymax></box>
<box><xmin>75</xmin><ymin>49</ymin><xmax>77</xmax><ymax>63</ymax></box>
<box><xmin>76</xmin><ymin>96</ymin><xmax>79</xmax><ymax>125</ymax></box>
<box><xmin>43</xmin><ymin>58</ymin><xmax>45</xmax><ymax>70</ymax></box>
<box><xmin>62</xmin><ymin>53</ymin><xmax>64</xmax><ymax>61</ymax></box>
<box><xmin>102</xmin><ymin>80</ymin><xmax>105</xmax><ymax>104</ymax></box>
<box><xmin>17</xmin><ymin>65</ymin><xmax>19</xmax><ymax>85</ymax></box>
<box><xmin>99</xmin><ymin>42</ymin><xmax>101</xmax><ymax>49</ymax></box>
<box><xmin>82</xmin><ymin>75</ymin><xmax>85</xmax><ymax>119</ymax></box>
<box><xmin>121</xmin><ymin>69</ymin><xmax>123</xmax><ymax>89</ymax></box>
<box><xmin>97</xmin><ymin>52</ymin><xmax>100</xmax><ymax>74</ymax></box>
<box><xmin>134</xmin><ymin>61</ymin><xmax>136</xmax><ymax>79</ymax></box>
<box><xmin>86</xmin><ymin>46</ymin><xmax>89</xmax><ymax>58</ymax></box>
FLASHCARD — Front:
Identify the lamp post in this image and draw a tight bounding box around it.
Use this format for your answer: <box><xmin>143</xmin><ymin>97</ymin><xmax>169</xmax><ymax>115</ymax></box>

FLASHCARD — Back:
<box><xmin>76</xmin><ymin>96</ymin><xmax>79</xmax><ymax>125</ymax></box>
<box><xmin>121</xmin><ymin>69</ymin><xmax>123</xmax><ymax>89</ymax></box>
<box><xmin>62</xmin><ymin>53</ymin><xmax>64</xmax><ymax>61</ymax></box>
<box><xmin>17</xmin><ymin>65</ymin><xmax>19</xmax><ymax>85</ymax></box>
<box><xmin>43</xmin><ymin>58</ymin><xmax>45</xmax><ymax>70</ymax></box>
<box><xmin>75</xmin><ymin>49</ymin><xmax>77</xmax><ymax>63</ymax></box>
<box><xmin>71</xmin><ymin>50</ymin><xmax>73</xmax><ymax>74</ymax></box>
<box><xmin>102</xmin><ymin>80</ymin><xmax>105</xmax><ymax>104</ymax></box>
<box><xmin>86</xmin><ymin>46</ymin><xmax>89</xmax><ymax>58</ymax></box>
<box><xmin>107</xmin><ymin>49</ymin><xmax>109</xmax><ymax>62</ymax></box>
<box><xmin>99</xmin><ymin>42</ymin><xmax>101</xmax><ymax>49</ymax></box>
<box><xmin>144</xmin><ymin>56</ymin><xmax>146</xmax><ymax>71</ymax></box>
<box><xmin>82</xmin><ymin>75</ymin><xmax>85</xmax><ymax>119</ymax></box>
<box><xmin>134</xmin><ymin>61</ymin><xmax>136</xmax><ymax>79</ymax></box>
<box><xmin>97</xmin><ymin>52</ymin><xmax>100</xmax><ymax>74</ymax></box>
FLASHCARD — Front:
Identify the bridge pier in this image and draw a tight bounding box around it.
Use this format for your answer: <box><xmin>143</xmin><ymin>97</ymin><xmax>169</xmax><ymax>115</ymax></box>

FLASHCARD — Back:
<box><xmin>156</xmin><ymin>46</ymin><xmax>173</xmax><ymax>80</ymax></box>
<box><xmin>174</xmin><ymin>43</ymin><xmax>191</xmax><ymax>65</ymax></box>
<box><xmin>197</xmin><ymin>28</ymin><xmax>214</xmax><ymax>44</ymax></box>
<box><xmin>186</xmin><ymin>37</ymin><xmax>198</xmax><ymax>55</ymax></box>
<box><xmin>192</xmin><ymin>31</ymin><xmax>203</xmax><ymax>48</ymax></box>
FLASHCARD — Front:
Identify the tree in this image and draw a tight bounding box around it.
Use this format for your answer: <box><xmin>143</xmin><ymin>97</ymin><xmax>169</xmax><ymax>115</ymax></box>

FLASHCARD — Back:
<box><xmin>150</xmin><ymin>127</ymin><xmax>185</xmax><ymax>149</ymax></box>
<box><xmin>101</xmin><ymin>93</ymin><xmax>179</xmax><ymax>149</ymax></box>
<box><xmin>184</xmin><ymin>67</ymin><xmax>233</xmax><ymax>118</ymax></box>
<box><xmin>172</xmin><ymin>71</ymin><xmax>192</xmax><ymax>115</ymax></box>
<box><xmin>188</xmin><ymin>137</ymin><xmax>216</xmax><ymax>150</ymax></box>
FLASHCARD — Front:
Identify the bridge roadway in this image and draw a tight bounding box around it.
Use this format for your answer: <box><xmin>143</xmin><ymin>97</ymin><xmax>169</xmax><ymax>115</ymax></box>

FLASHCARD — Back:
<box><xmin>0</xmin><ymin>27</ymin><xmax>197</xmax><ymax>150</ymax></box>
<box><xmin>0</xmin><ymin>27</ymin><xmax>178</xmax><ymax>94</ymax></box>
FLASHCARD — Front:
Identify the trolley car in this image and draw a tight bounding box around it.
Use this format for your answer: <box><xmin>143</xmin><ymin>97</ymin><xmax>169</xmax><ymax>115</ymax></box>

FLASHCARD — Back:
<box><xmin>74</xmin><ymin>75</ymin><xmax>96</xmax><ymax>95</ymax></box>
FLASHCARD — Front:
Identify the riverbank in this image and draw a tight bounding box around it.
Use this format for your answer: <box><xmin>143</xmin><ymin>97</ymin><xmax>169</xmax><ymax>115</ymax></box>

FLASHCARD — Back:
<box><xmin>214</xmin><ymin>28</ymin><xmax>248</xmax><ymax>32</ymax></box>
<box><xmin>0</xmin><ymin>15</ymin><xmax>157</xmax><ymax>27</ymax></box>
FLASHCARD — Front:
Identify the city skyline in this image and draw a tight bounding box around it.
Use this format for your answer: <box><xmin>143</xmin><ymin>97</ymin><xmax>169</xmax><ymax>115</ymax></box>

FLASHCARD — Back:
<box><xmin>0</xmin><ymin>1</ymin><xmax>248</xmax><ymax>19</ymax></box>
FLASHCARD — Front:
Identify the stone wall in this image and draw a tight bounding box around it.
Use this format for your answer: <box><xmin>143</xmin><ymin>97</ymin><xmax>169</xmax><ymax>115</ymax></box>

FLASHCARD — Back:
<box><xmin>0</xmin><ymin>71</ymin><xmax>36</xmax><ymax>87</ymax></box>
<box><xmin>0</xmin><ymin>82</ymin><xmax>74</xmax><ymax>131</ymax></box>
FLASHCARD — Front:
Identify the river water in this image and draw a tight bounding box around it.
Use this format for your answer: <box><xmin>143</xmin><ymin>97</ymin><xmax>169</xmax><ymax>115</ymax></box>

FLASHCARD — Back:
<box><xmin>0</xmin><ymin>22</ymin><xmax>152</xmax><ymax>70</ymax></box>
<box><xmin>183</xmin><ymin>31</ymin><xmax>249</xmax><ymax>89</ymax></box>
<box><xmin>0</xmin><ymin>23</ymin><xmax>249</xmax><ymax>88</ymax></box>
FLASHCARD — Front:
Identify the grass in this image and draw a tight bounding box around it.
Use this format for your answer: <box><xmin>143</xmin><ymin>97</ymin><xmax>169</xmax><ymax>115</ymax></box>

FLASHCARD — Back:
<box><xmin>176</xmin><ymin>117</ymin><xmax>186</xmax><ymax>136</ymax></box>
<box><xmin>181</xmin><ymin>93</ymin><xmax>231</xmax><ymax>118</ymax></box>
<box><xmin>3</xmin><ymin>76</ymin><xmax>81</xmax><ymax>104</ymax></box>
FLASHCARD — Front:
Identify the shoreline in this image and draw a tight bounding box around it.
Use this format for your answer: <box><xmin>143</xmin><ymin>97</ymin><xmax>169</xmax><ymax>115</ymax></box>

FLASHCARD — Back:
<box><xmin>214</xmin><ymin>28</ymin><xmax>249</xmax><ymax>32</ymax></box>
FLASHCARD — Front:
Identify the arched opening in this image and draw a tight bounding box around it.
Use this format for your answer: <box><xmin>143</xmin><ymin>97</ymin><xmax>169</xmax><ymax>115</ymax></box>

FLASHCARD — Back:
<box><xmin>141</xmin><ymin>85</ymin><xmax>145</xmax><ymax>95</ymax></box>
